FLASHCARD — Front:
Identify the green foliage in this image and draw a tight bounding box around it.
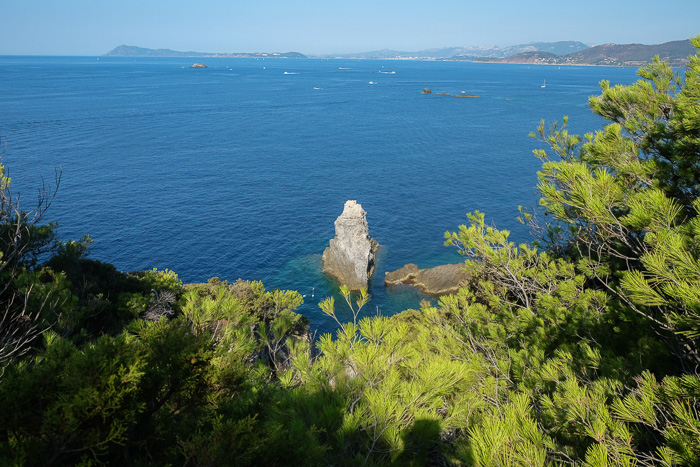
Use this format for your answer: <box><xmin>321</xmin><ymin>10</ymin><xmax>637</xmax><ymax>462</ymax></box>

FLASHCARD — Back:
<box><xmin>521</xmin><ymin>39</ymin><xmax>700</xmax><ymax>372</ymax></box>
<box><xmin>50</xmin><ymin>234</ymin><xmax>93</xmax><ymax>269</ymax></box>
<box><xmin>0</xmin><ymin>275</ymin><xmax>314</xmax><ymax>465</ymax></box>
<box><xmin>319</xmin><ymin>285</ymin><xmax>369</xmax><ymax>338</ymax></box>
<box><xmin>440</xmin><ymin>37</ymin><xmax>700</xmax><ymax>464</ymax></box>
<box><xmin>49</xmin><ymin>261</ymin><xmax>182</xmax><ymax>340</ymax></box>
<box><xmin>0</xmin><ymin>159</ymin><xmax>63</xmax><ymax>371</ymax></box>
<box><xmin>0</xmin><ymin>331</ymin><xmax>148</xmax><ymax>465</ymax></box>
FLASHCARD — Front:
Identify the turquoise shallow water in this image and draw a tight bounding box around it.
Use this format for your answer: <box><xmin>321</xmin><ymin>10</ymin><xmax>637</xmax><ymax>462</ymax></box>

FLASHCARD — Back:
<box><xmin>0</xmin><ymin>56</ymin><xmax>639</xmax><ymax>335</ymax></box>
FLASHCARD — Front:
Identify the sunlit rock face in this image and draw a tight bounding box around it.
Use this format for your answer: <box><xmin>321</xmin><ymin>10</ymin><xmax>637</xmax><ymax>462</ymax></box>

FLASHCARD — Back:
<box><xmin>322</xmin><ymin>200</ymin><xmax>378</xmax><ymax>291</ymax></box>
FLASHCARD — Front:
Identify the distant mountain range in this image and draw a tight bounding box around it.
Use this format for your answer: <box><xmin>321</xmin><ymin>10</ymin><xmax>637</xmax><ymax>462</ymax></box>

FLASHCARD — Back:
<box><xmin>105</xmin><ymin>39</ymin><xmax>695</xmax><ymax>66</ymax></box>
<box><xmin>477</xmin><ymin>40</ymin><xmax>695</xmax><ymax>67</ymax></box>
<box><xmin>326</xmin><ymin>41</ymin><xmax>591</xmax><ymax>59</ymax></box>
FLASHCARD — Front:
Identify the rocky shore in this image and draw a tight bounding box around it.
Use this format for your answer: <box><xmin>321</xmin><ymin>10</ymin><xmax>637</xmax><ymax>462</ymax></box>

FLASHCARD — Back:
<box><xmin>384</xmin><ymin>263</ymin><xmax>470</xmax><ymax>295</ymax></box>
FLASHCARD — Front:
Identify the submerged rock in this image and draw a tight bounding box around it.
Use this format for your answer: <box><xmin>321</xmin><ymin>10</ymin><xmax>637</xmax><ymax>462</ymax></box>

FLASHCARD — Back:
<box><xmin>385</xmin><ymin>263</ymin><xmax>470</xmax><ymax>295</ymax></box>
<box><xmin>322</xmin><ymin>200</ymin><xmax>379</xmax><ymax>290</ymax></box>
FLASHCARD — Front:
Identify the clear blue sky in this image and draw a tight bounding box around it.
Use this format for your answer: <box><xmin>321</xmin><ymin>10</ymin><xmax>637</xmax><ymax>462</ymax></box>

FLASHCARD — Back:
<box><xmin>2</xmin><ymin>0</ymin><xmax>698</xmax><ymax>55</ymax></box>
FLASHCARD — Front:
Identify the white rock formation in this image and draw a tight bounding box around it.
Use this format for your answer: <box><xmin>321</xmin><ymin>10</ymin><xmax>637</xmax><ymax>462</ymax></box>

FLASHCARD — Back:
<box><xmin>322</xmin><ymin>200</ymin><xmax>378</xmax><ymax>290</ymax></box>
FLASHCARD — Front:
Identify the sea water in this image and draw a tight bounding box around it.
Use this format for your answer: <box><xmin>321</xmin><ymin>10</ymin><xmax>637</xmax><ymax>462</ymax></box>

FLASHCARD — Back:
<box><xmin>0</xmin><ymin>56</ymin><xmax>640</xmax><ymax>335</ymax></box>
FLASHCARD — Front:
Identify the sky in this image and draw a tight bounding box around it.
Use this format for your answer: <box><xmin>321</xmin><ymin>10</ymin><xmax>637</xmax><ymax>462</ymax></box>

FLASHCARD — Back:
<box><xmin>2</xmin><ymin>0</ymin><xmax>699</xmax><ymax>56</ymax></box>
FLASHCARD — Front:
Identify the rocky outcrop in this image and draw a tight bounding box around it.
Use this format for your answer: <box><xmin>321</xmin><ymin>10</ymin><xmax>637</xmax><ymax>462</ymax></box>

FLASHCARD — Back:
<box><xmin>427</xmin><ymin>92</ymin><xmax>481</xmax><ymax>98</ymax></box>
<box><xmin>322</xmin><ymin>200</ymin><xmax>379</xmax><ymax>291</ymax></box>
<box><xmin>385</xmin><ymin>263</ymin><xmax>470</xmax><ymax>295</ymax></box>
<box><xmin>190</xmin><ymin>63</ymin><xmax>208</xmax><ymax>68</ymax></box>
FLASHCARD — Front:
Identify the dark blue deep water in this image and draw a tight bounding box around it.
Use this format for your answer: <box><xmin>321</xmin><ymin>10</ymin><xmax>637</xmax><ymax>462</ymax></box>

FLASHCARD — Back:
<box><xmin>0</xmin><ymin>56</ymin><xmax>639</xmax><ymax>335</ymax></box>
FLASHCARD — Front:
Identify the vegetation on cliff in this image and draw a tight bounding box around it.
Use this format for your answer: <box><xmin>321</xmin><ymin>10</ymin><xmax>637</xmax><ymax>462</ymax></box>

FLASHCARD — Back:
<box><xmin>1</xmin><ymin>37</ymin><xmax>700</xmax><ymax>465</ymax></box>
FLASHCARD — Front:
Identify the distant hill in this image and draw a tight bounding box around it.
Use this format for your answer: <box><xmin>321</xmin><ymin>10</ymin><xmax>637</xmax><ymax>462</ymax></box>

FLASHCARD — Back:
<box><xmin>563</xmin><ymin>40</ymin><xmax>695</xmax><ymax>66</ymax></box>
<box><xmin>528</xmin><ymin>41</ymin><xmax>592</xmax><ymax>56</ymax></box>
<box><xmin>104</xmin><ymin>45</ymin><xmax>307</xmax><ymax>59</ymax></box>
<box><xmin>478</xmin><ymin>39</ymin><xmax>695</xmax><ymax>66</ymax></box>
<box><xmin>106</xmin><ymin>45</ymin><xmax>206</xmax><ymax>57</ymax></box>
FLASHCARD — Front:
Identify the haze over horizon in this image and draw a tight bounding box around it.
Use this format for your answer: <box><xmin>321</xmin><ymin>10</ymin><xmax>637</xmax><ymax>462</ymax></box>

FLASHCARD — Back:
<box><xmin>2</xmin><ymin>0</ymin><xmax>699</xmax><ymax>56</ymax></box>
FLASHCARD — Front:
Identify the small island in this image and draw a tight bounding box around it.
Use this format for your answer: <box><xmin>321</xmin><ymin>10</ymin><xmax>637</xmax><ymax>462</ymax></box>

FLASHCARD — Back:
<box><xmin>189</xmin><ymin>63</ymin><xmax>207</xmax><ymax>68</ymax></box>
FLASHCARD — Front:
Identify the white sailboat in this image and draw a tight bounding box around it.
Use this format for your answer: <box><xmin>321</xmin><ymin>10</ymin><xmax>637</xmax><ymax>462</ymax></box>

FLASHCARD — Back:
<box><xmin>541</xmin><ymin>79</ymin><xmax>546</xmax><ymax>88</ymax></box>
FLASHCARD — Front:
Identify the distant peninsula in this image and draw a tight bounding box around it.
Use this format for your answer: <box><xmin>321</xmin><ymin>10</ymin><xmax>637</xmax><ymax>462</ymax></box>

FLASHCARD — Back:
<box><xmin>104</xmin><ymin>45</ymin><xmax>306</xmax><ymax>59</ymax></box>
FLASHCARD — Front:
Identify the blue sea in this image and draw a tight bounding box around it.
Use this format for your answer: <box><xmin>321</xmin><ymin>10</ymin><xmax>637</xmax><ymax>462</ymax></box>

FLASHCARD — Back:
<box><xmin>0</xmin><ymin>56</ymin><xmax>640</xmax><ymax>335</ymax></box>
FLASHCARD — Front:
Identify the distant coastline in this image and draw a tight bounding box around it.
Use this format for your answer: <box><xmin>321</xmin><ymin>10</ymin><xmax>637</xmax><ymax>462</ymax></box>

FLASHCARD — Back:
<box><xmin>104</xmin><ymin>45</ymin><xmax>307</xmax><ymax>59</ymax></box>
<box><xmin>104</xmin><ymin>39</ymin><xmax>695</xmax><ymax>67</ymax></box>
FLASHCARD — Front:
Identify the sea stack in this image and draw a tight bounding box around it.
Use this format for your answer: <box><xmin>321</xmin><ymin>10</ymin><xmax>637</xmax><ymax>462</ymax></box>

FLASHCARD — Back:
<box><xmin>322</xmin><ymin>200</ymin><xmax>379</xmax><ymax>291</ymax></box>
